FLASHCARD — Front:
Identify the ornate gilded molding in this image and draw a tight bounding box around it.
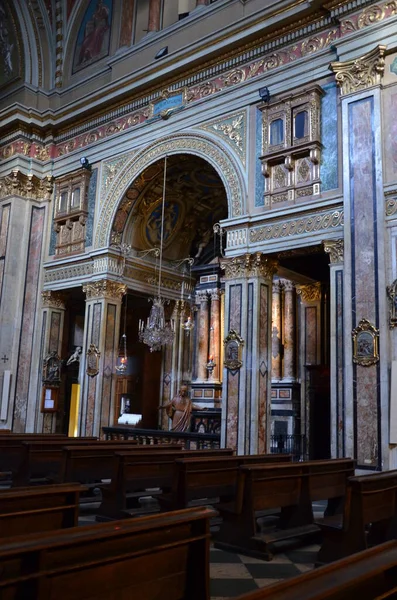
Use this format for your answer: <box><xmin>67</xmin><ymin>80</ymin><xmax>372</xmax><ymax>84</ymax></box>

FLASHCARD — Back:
<box><xmin>82</xmin><ymin>279</ymin><xmax>127</xmax><ymax>300</ymax></box>
<box><xmin>250</xmin><ymin>209</ymin><xmax>343</xmax><ymax>243</ymax></box>
<box><xmin>296</xmin><ymin>282</ymin><xmax>322</xmax><ymax>302</ymax></box>
<box><xmin>387</xmin><ymin>279</ymin><xmax>397</xmax><ymax>328</ymax></box>
<box><xmin>323</xmin><ymin>239</ymin><xmax>344</xmax><ymax>264</ymax></box>
<box><xmin>329</xmin><ymin>45</ymin><xmax>386</xmax><ymax>96</ymax></box>
<box><xmin>199</xmin><ymin>111</ymin><xmax>247</xmax><ymax>167</ymax></box>
<box><xmin>44</xmin><ymin>262</ymin><xmax>93</xmax><ymax>284</ymax></box>
<box><xmin>95</xmin><ymin>133</ymin><xmax>245</xmax><ymax>248</ymax></box>
<box><xmin>101</xmin><ymin>154</ymin><xmax>132</xmax><ymax>197</ymax></box>
<box><xmin>41</xmin><ymin>290</ymin><xmax>66</xmax><ymax>310</ymax></box>
<box><xmin>221</xmin><ymin>253</ymin><xmax>278</xmax><ymax>280</ymax></box>
<box><xmin>0</xmin><ymin>170</ymin><xmax>53</xmax><ymax>200</ymax></box>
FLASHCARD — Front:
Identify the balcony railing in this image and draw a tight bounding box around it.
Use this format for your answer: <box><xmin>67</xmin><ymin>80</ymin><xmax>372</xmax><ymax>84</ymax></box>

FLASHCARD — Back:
<box><xmin>270</xmin><ymin>434</ymin><xmax>307</xmax><ymax>461</ymax></box>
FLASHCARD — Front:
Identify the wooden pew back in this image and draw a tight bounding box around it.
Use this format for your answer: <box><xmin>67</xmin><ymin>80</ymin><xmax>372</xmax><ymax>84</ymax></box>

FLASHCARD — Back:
<box><xmin>0</xmin><ymin>434</ymin><xmax>67</xmax><ymax>473</ymax></box>
<box><xmin>0</xmin><ymin>483</ymin><xmax>83</xmax><ymax>537</ymax></box>
<box><xmin>169</xmin><ymin>454</ymin><xmax>292</xmax><ymax>509</ymax></box>
<box><xmin>59</xmin><ymin>443</ymin><xmax>183</xmax><ymax>483</ymax></box>
<box><xmin>0</xmin><ymin>507</ymin><xmax>215</xmax><ymax>600</ymax></box>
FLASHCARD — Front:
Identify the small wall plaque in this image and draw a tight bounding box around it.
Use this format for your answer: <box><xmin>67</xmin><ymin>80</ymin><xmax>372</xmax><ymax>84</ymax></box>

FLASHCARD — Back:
<box><xmin>42</xmin><ymin>351</ymin><xmax>62</xmax><ymax>386</ymax></box>
<box><xmin>352</xmin><ymin>318</ymin><xmax>379</xmax><ymax>367</ymax></box>
<box><xmin>41</xmin><ymin>386</ymin><xmax>59</xmax><ymax>413</ymax></box>
<box><xmin>86</xmin><ymin>344</ymin><xmax>100</xmax><ymax>377</ymax></box>
<box><xmin>224</xmin><ymin>330</ymin><xmax>244</xmax><ymax>371</ymax></box>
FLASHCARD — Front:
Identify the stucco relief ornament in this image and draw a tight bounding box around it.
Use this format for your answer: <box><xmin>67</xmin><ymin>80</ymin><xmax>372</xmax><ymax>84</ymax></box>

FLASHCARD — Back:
<box><xmin>86</xmin><ymin>344</ymin><xmax>101</xmax><ymax>377</ymax></box>
<box><xmin>323</xmin><ymin>239</ymin><xmax>344</xmax><ymax>264</ymax></box>
<box><xmin>352</xmin><ymin>319</ymin><xmax>379</xmax><ymax>367</ymax></box>
<box><xmin>387</xmin><ymin>279</ymin><xmax>397</xmax><ymax>328</ymax></box>
<box><xmin>329</xmin><ymin>45</ymin><xmax>386</xmax><ymax>96</ymax></box>
<box><xmin>42</xmin><ymin>352</ymin><xmax>62</xmax><ymax>386</ymax></box>
<box><xmin>224</xmin><ymin>330</ymin><xmax>244</xmax><ymax>371</ymax></box>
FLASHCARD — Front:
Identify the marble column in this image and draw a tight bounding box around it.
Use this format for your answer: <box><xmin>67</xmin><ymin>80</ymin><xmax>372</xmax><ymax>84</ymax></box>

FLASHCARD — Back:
<box><xmin>221</xmin><ymin>253</ymin><xmax>278</xmax><ymax>454</ymax></box>
<box><xmin>209</xmin><ymin>289</ymin><xmax>221</xmax><ymax>383</ymax></box>
<box><xmin>195</xmin><ymin>291</ymin><xmax>209</xmax><ymax>382</ymax></box>
<box><xmin>324</xmin><ymin>239</ymin><xmax>344</xmax><ymax>459</ymax></box>
<box><xmin>271</xmin><ymin>280</ymin><xmax>282</xmax><ymax>381</ymax></box>
<box><xmin>330</xmin><ymin>45</ymin><xmax>388</xmax><ymax>469</ymax></box>
<box><xmin>36</xmin><ymin>291</ymin><xmax>66</xmax><ymax>434</ymax></box>
<box><xmin>147</xmin><ymin>0</ymin><xmax>161</xmax><ymax>32</ymax></box>
<box><xmin>80</xmin><ymin>280</ymin><xmax>126</xmax><ymax>437</ymax></box>
<box><xmin>282</xmin><ymin>280</ymin><xmax>296</xmax><ymax>382</ymax></box>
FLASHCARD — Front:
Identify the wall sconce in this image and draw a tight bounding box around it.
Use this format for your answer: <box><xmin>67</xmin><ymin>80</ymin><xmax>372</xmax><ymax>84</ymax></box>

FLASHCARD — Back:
<box><xmin>155</xmin><ymin>46</ymin><xmax>168</xmax><ymax>60</ymax></box>
<box><xmin>259</xmin><ymin>87</ymin><xmax>270</xmax><ymax>103</ymax></box>
<box><xmin>206</xmin><ymin>356</ymin><xmax>216</xmax><ymax>377</ymax></box>
<box><xmin>80</xmin><ymin>157</ymin><xmax>91</xmax><ymax>171</ymax></box>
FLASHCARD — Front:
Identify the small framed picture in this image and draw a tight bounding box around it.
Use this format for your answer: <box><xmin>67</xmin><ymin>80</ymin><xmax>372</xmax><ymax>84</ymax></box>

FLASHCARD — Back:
<box><xmin>41</xmin><ymin>386</ymin><xmax>59</xmax><ymax>413</ymax></box>
<box><xmin>352</xmin><ymin>318</ymin><xmax>379</xmax><ymax>367</ymax></box>
<box><xmin>224</xmin><ymin>330</ymin><xmax>244</xmax><ymax>371</ymax></box>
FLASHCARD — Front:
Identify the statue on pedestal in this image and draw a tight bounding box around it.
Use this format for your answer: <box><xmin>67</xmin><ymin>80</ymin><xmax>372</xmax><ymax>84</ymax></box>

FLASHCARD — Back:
<box><xmin>159</xmin><ymin>384</ymin><xmax>201</xmax><ymax>432</ymax></box>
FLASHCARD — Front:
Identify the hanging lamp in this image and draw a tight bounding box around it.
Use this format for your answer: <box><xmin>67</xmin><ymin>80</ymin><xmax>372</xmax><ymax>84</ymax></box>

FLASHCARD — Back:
<box><xmin>138</xmin><ymin>156</ymin><xmax>175</xmax><ymax>352</ymax></box>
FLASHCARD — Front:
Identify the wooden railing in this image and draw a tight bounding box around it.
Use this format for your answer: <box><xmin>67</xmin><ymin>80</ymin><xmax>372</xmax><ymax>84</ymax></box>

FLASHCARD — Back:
<box><xmin>102</xmin><ymin>426</ymin><xmax>221</xmax><ymax>449</ymax></box>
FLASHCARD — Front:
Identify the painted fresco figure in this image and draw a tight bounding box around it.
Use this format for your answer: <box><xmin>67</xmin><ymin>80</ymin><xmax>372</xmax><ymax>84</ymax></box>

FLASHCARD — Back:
<box><xmin>78</xmin><ymin>0</ymin><xmax>110</xmax><ymax>66</ymax></box>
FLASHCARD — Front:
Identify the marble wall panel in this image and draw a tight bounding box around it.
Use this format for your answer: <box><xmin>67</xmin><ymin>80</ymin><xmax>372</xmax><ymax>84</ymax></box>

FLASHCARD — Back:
<box><xmin>13</xmin><ymin>207</ymin><xmax>45</xmax><ymax>432</ymax></box>
<box><xmin>0</xmin><ymin>204</ymin><xmax>10</xmax><ymax>309</ymax></box>
<box><xmin>321</xmin><ymin>83</ymin><xmax>338</xmax><ymax>192</ymax></box>
<box><xmin>100</xmin><ymin>303</ymin><xmax>116</xmax><ymax>431</ymax></box>
<box><xmin>34</xmin><ymin>312</ymin><xmax>47</xmax><ymax>432</ymax></box>
<box><xmin>86</xmin><ymin>168</ymin><xmax>97</xmax><ymax>247</ymax></box>
<box><xmin>383</xmin><ymin>89</ymin><xmax>397</xmax><ymax>184</ymax></box>
<box><xmin>349</xmin><ymin>97</ymin><xmax>380</xmax><ymax>469</ymax></box>
<box><xmin>49</xmin><ymin>312</ymin><xmax>61</xmax><ymax>353</ymax></box>
<box><xmin>336</xmin><ymin>269</ymin><xmax>345</xmax><ymax>457</ymax></box>
<box><xmin>258</xmin><ymin>283</ymin><xmax>269</xmax><ymax>454</ymax></box>
<box><xmin>245</xmin><ymin>282</ymin><xmax>253</xmax><ymax>453</ymax></box>
<box><xmin>255</xmin><ymin>108</ymin><xmax>265</xmax><ymax>207</ymax></box>
<box><xmin>305</xmin><ymin>306</ymin><xmax>318</xmax><ymax>365</ymax></box>
<box><xmin>85</xmin><ymin>302</ymin><xmax>102</xmax><ymax>436</ymax></box>
<box><xmin>225</xmin><ymin>284</ymin><xmax>242</xmax><ymax>450</ymax></box>
<box><xmin>119</xmin><ymin>0</ymin><xmax>134</xmax><ymax>47</ymax></box>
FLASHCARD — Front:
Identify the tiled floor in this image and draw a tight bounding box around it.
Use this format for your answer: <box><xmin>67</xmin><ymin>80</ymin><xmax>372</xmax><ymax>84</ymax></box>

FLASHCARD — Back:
<box><xmin>209</xmin><ymin>544</ymin><xmax>320</xmax><ymax>599</ymax></box>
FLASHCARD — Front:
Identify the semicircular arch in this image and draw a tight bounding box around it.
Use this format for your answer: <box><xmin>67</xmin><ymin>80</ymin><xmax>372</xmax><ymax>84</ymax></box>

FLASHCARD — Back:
<box><xmin>95</xmin><ymin>132</ymin><xmax>246</xmax><ymax>249</ymax></box>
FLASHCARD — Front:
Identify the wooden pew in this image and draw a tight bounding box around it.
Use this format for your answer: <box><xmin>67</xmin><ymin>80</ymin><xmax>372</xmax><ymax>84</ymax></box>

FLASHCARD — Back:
<box><xmin>58</xmin><ymin>443</ymin><xmax>184</xmax><ymax>486</ymax></box>
<box><xmin>0</xmin><ymin>506</ymin><xmax>215</xmax><ymax>600</ymax></box>
<box><xmin>11</xmin><ymin>437</ymin><xmax>98</xmax><ymax>486</ymax></box>
<box><xmin>233</xmin><ymin>541</ymin><xmax>397</xmax><ymax>600</ymax></box>
<box><xmin>0</xmin><ymin>482</ymin><xmax>83</xmax><ymax>537</ymax></box>
<box><xmin>215</xmin><ymin>458</ymin><xmax>355</xmax><ymax>560</ymax></box>
<box><xmin>0</xmin><ymin>434</ymin><xmax>69</xmax><ymax>476</ymax></box>
<box><xmin>158</xmin><ymin>453</ymin><xmax>293</xmax><ymax>511</ymax></box>
<box><xmin>98</xmin><ymin>448</ymin><xmax>234</xmax><ymax>519</ymax></box>
<box><xmin>316</xmin><ymin>469</ymin><xmax>397</xmax><ymax>565</ymax></box>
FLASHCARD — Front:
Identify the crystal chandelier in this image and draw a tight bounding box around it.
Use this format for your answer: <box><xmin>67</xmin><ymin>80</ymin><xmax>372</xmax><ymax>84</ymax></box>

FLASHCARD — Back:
<box><xmin>139</xmin><ymin>156</ymin><xmax>175</xmax><ymax>352</ymax></box>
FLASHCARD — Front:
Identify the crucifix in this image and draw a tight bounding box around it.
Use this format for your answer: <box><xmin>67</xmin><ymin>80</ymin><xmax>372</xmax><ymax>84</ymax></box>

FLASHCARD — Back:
<box><xmin>1</xmin><ymin>355</ymin><xmax>9</xmax><ymax>363</ymax></box>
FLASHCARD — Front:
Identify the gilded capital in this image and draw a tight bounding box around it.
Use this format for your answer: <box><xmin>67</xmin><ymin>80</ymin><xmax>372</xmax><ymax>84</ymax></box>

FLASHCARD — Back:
<box><xmin>221</xmin><ymin>253</ymin><xmax>278</xmax><ymax>280</ymax></box>
<box><xmin>83</xmin><ymin>279</ymin><xmax>127</xmax><ymax>300</ymax></box>
<box><xmin>41</xmin><ymin>290</ymin><xmax>66</xmax><ymax>310</ymax></box>
<box><xmin>323</xmin><ymin>239</ymin><xmax>344</xmax><ymax>264</ymax></box>
<box><xmin>296</xmin><ymin>282</ymin><xmax>321</xmax><ymax>302</ymax></box>
<box><xmin>0</xmin><ymin>169</ymin><xmax>54</xmax><ymax>201</ymax></box>
<box><xmin>329</xmin><ymin>45</ymin><xmax>386</xmax><ymax>96</ymax></box>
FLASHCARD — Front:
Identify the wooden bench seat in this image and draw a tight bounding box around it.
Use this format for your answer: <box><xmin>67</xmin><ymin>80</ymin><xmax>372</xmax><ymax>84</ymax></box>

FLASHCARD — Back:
<box><xmin>158</xmin><ymin>453</ymin><xmax>292</xmax><ymax>511</ymax></box>
<box><xmin>233</xmin><ymin>541</ymin><xmax>397</xmax><ymax>600</ymax></box>
<box><xmin>58</xmin><ymin>443</ymin><xmax>183</xmax><ymax>486</ymax></box>
<box><xmin>316</xmin><ymin>469</ymin><xmax>397</xmax><ymax>565</ymax></box>
<box><xmin>0</xmin><ymin>482</ymin><xmax>84</xmax><ymax>537</ymax></box>
<box><xmin>0</xmin><ymin>506</ymin><xmax>215</xmax><ymax>600</ymax></box>
<box><xmin>215</xmin><ymin>458</ymin><xmax>355</xmax><ymax>560</ymax></box>
<box><xmin>98</xmin><ymin>448</ymin><xmax>234</xmax><ymax>519</ymax></box>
